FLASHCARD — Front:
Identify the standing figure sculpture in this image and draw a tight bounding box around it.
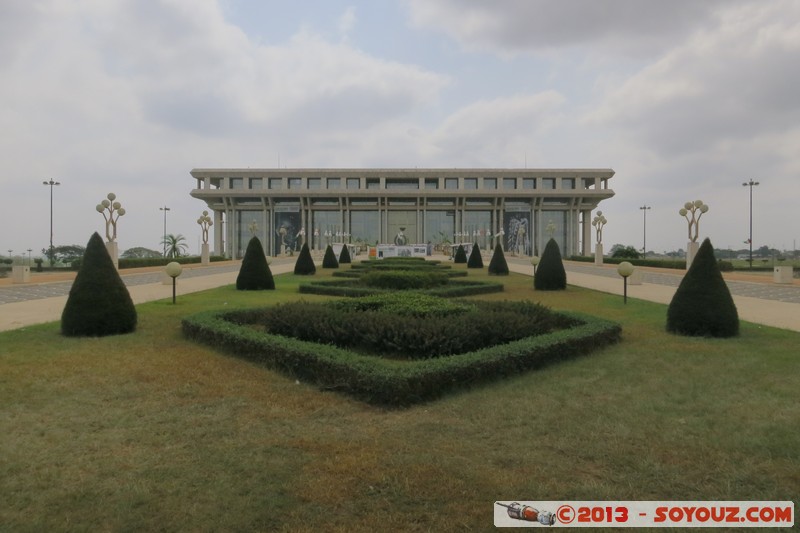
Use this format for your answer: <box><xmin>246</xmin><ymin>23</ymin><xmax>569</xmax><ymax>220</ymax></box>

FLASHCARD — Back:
<box><xmin>95</xmin><ymin>193</ymin><xmax>125</xmax><ymax>242</ymax></box>
<box><xmin>296</xmin><ymin>227</ymin><xmax>306</xmax><ymax>250</ymax></box>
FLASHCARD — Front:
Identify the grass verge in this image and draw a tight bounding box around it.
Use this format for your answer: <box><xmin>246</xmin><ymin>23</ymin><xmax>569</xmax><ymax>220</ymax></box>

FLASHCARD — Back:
<box><xmin>1</xmin><ymin>267</ymin><xmax>798</xmax><ymax>531</ymax></box>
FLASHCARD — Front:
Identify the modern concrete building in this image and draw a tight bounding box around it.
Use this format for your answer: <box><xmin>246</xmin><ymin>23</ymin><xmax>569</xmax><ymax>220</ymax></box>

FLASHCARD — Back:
<box><xmin>189</xmin><ymin>168</ymin><xmax>615</xmax><ymax>258</ymax></box>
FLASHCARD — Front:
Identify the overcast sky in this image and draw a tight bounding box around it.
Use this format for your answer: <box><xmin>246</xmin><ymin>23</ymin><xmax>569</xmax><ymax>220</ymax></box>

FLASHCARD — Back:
<box><xmin>2</xmin><ymin>0</ymin><xmax>798</xmax><ymax>258</ymax></box>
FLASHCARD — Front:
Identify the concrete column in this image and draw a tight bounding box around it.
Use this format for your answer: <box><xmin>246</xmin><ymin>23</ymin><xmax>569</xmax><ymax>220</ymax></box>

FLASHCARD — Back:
<box><xmin>105</xmin><ymin>241</ymin><xmax>119</xmax><ymax>270</ymax></box>
<box><xmin>595</xmin><ymin>243</ymin><xmax>604</xmax><ymax>265</ymax></box>
<box><xmin>686</xmin><ymin>241</ymin><xmax>700</xmax><ymax>269</ymax></box>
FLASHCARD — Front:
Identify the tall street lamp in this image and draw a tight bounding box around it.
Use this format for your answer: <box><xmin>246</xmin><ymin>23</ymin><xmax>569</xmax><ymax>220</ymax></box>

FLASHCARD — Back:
<box><xmin>160</xmin><ymin>205</ymin><xmax>171</xmax><ymax>257</ymax></box>
<box><xmin>639</xmin><ymin>205</ymin><xmax>650</xmax><ymax>259</ymax></box>
<box><xmin>42</xmin><ymin>179</ymin><xmax>61</xmax><ymax>261</ymax></box>
<box><xmin>742</xmin><ymin>179</ymin><xmax>759</xmax><ymax>270</ymax></box>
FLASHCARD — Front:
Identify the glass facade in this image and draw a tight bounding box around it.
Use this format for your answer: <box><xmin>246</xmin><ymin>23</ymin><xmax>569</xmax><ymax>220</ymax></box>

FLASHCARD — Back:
<box><xmin>350</xmin><ymin>211</ymin><xmax>380</xmax><ymax>245</ymax></box>
<box><xmin>424</xmin><ymin>210</ymin><xmax>455</xmax><ymax>246</ymax></box>
<box><xmin>236</xmin><ymin>211</ymin><xmax>263</xmax><ymax>258</ymax></box>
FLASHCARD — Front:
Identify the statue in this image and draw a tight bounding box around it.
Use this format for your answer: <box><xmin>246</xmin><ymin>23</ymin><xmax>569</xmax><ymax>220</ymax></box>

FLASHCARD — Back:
<box><xmin>95</xmin><ymin>192</ymin><xmax>125</xmax><ymax>242</ymax></box>
<box><xmin>394</xmin><ymin>227</ymin><xmax>407</xmax><ymax>246</ymax></box>
<box><xmin>592</xmin><ymin>211</ymin><xmax>607</xmax><ymax>244</ymax></box>
<box><xmin>679</xmin><ymin>200</ymin><xmax>709</xmax><ymax>242</ymax></box>
<box><xmin>296</xmin><ymin>227</ymin><xmax>306</xmax><ymax>250</ymax></box>
<box><xmin>197</xmin><ymin>210</ymin><xmax>213</xmax><ymax>244</ymax></box>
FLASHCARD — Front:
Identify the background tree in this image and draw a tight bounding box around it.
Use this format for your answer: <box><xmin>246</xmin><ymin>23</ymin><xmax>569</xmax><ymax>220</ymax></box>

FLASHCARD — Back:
<box><xmin>467</xmin><ymin>242</ymin><xmax>483</xmax><ymax>268</ymax></box>
<box><xmin>161</xmin><ymin>234</ymin><xmax>188</xmax><ymax>258</ymax></box>
<box><xmin>121</xmin><ymin>247</ymin><xmax>163</xmax><ymax>259</ymax></box>
<box><xmin>322</xmin><ymin>245</ymin><xmax>339</xmax><ymax>268</ymax></box>
<box><xmin>294</xmin><ymin>243</ymin><xmax>316</xmax><ymax>275</ymax></box>
<box><xmin>41</xmin><ymin>244</ymin><xmax>86</xmax><ymax>266</ymax></box>
<box><xmin>487</xmin><ymin>243</ymin><xmax>509</xmax><ymax>275</ymax></box>
<box><xmin>534</xmin><ymin>238</ymin><xmax>566</xmax><ymax>290</ymax></box>
<box><xmin>236</xmin><ymin>237</ymin><xmax>275</xmax><ymax>290</ymax></box>
<box><xmin>667</xmin><ymin>238</ymin><xmax>738</xmax><ymax>337</ymax></box>
<box><xmin>453</xmin><ymin>244</ymin><xmax>468</xmax><ymax>264</ymax></box>
<box><xmin>61</xmin><ymin>232</ymin><xmax>137</xmax><ymax>337</ymax></box>
<box><xmin>610</xmin><ymin>244</ymin><xmax>641</xmax><ymax>259</ymax></box>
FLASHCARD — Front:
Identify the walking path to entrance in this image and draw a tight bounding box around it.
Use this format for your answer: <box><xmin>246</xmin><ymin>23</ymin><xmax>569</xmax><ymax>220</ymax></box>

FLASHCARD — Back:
<box><xmin>1</xmin><ymin>257</ymin><xmax>798</xmax><ymax>332</ymax></box>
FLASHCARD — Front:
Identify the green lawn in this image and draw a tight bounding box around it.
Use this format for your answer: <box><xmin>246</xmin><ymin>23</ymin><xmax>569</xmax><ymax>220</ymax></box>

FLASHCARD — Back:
<box><xmin>1</xmin><ymin>268</ymin><xmax>798</xmax><ymax>531</ymax></box>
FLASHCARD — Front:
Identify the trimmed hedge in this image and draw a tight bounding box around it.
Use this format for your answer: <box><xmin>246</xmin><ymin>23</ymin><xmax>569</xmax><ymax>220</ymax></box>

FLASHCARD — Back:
<box><xmin>453</xmin><ymin>245</ymin><xmax>468</xmax><ymax>264</ymax></box>
<box><xmin>487</xmin><ymin>243</ymin><xmax>509</xmax><ymax>275</ymax></box>
<box><xmin>298</xmin><ymin>279</ymin><xmax>504</xmax><ymax>298</ymax></box>
<box><xmin>182</xmin><ymin>304</ymin><xmax>621</xmax><ymax>406</ymax></box>
<box><xmin>360</xmin><ymin>270</ymin><xmax>450</xmax><ymax>290</ymax></box>
<box><xmin>534</xmin><ymin>238</ymin><xmax>566</xmax><ymax>290</ymax></box>
<box><xmin>61</xmin><ymin>232</ymin><xmax>137</xmax><ymax>337</ymax></box>
<box><xmin>322</xmin><ymin>245</ymin><xmax>339</xmax><ymax>269</ymax></box>
<box><xmin>293</xmin><ymin>243</ymin><xmax>316</xmax><ymax>275</ymax></box>
<box><xmin>667</xmin><ymin>238</ymin><xmax>739</xmax><ymax>337</ymax></box>
<box><xmin>236</xmin><ymin>237</ymin><xmax>275</xmax><ymax>290</ymax></box>
<box><xmin>73</xmin><ymin>255</ymin><xmax>227</xmax><ymax>271</ymax></box>
<box><xmin>338</xmin><ymin>245</ymin><xmax>352</xmax><ymax>264</ymax></box>
<box><xmin>252</xmin><ymin>296</ymin><xmax>573</xmax><ymax>358</ymax></box>
<box><xmin>467</xmin><ymin>243</ymin><xmax>484</xmax><ymax>268</ymax></box>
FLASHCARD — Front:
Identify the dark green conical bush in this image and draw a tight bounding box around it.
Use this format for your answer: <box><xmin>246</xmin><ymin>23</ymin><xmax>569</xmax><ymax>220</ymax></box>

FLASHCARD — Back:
<box><xmin>453</xmin><ymin>245</ymin><xmax>468</xmax><ymax>264</ymax></box>
<box><xmin>61</xmin><ymin>232</ymin><xmax>137</xmax><ymax>337</ymax></box>
<box><xmin>534</xmin><ymin>238</ymin><xmax>566</xmax><ymax>290</ymax></box>
<box><xmin>294</xmin><ymin>243</ymin><xmax>316</xmax><ymax>275</ymax></box>
<box><xmin>467</xmin><ymin>243</ymin><xmax>484</xmax><ymax>268</ymax></box>
<box><xmin>236</xmin><ymin>237</ymin><xmax>275</xmax><ymax>290</ymax></box>
<box><xmin>338</xmin><ymin>244</ymin><xmax>352</xmax><ymax>264</ymax></box>
<box><xmin>322</xmin><ymin>245</ymin><xmax>339</xmax><ymax>268</ymax></box>
<box><xmin>667</xmin><ymin>238</ymin><xmax>738</xmax><ymax>337</ymax></box>
<box><xmin>487</xmin><ymin>243</ymin><xmax>509</xmax><ymax>275</ymax></box>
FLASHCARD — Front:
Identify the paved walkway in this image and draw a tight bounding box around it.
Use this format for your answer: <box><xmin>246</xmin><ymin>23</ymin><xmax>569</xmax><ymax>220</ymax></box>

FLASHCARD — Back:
<box><xmin>1</xmin><ymin>257</ymin><xmax>798</xmax><ymax>332</ymax></box>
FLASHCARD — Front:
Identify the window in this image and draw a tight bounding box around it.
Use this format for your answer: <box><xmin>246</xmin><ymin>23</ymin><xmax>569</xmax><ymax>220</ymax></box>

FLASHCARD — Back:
<box><xmin>366</xmin><ymin>178</ymin><xmax>380</xmax><ymax>189</ymax></box>
<box><xmin>269</xmin><ymin>178</ymin><xmax>283</xmax><ymax>190</ymax></box>
<box><xmin>464</xmin><ymin>178</ymin><xmax>478</xmax><ymax>190</ymax></box>
<box><xmin>562</xmin><ymin>178</ymin><xmax>575</xmax><ymax>190</ymax></box>
<box><xmin>425</xmin><ymin>179</ymin><xmax>439</xmax><ymax>189</ymax></box>
<box><xmin>503</xmin><ymin>178</ymin><xmax>516</xmax><ymax>190</ymax></box>
<box><xmin>229</xmin><ymin>177</ymin><xmax>244</xmax><ymax>189</ymax></box>
<box><xmin>582</xmin><ymin>178</ymin><xmax>596</xmax><ymax>190</ymax></box>
<box><xmin>307</xmin><ymin>178</ymin><xmax>321</xmax><ymax>190</ymax></box>
<box><xmin>346</xmin><ymin>178</ymin><xmax>360</xmax><ymax>190</ymax></box>
<box><xmin>522</xmin><ymin>178</ymin><xmax>536</xmax><ymax>190</ymax></box>
<box><xmin>288</xmin><ymin>178</ymin><xmax>301</xmax><ymax>190</ymax></box>
<box><xmin>542</xmin><ymin>178</ymin><xmax>556</xmax><ymax>190</ymax></box>
<box><xmin>249</xmin><ymin>178</ymin><xmax>262</xmax><ymax>190</ymax></box>
<box><xmin>483</xmin><ymin>178</ymin><xmax>497</xmax><ymax>189</ymax></box>
<box><xmin>444</xmin><ymin>178</ymin><xmax>458</xmax><ymax>190</ymax></box>
<box><xmin>327</xmin><ymin>177</ymin><xmax>341</xmax><ymax>189</ymax></box>
<box><xmin>385</xmin><ymin>179</ymin><xmax>419</xmax><ymax>189</ymax></box>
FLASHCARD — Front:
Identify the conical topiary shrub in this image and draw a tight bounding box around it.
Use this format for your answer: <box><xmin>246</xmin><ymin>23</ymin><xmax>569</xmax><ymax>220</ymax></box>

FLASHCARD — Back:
<box><xmin>667</xmin><ymin>238</ymin><xmax>739</xmax><ymax>337</ymax></box>
<box><xmin>534</xmin><ymin>238</ymin><xmax>566</xmax><ymax>290</ymax></box>
<box><xmin>61</xmin><ymin>232</ymin><xmax>137</xmax><ymax>337</ymax></box>
<box><xmin>467</xmin><ymin>242</ymin><xmax>484</xmax><ymax>268</ymax></box>
<box><xmin>487</xmin><ymin>243</ymin><xmax>509</xmax><ymax>275</ymax></box>
<box><xmin>236</xmin><ymin>236</ymin><xmax>275</xmax><ymax>290</ymax></box>
<box><xmin>294</xmin><ymin>242</ymin><xmax>316</xmax><ymax>275</ymax></box>
<box><xmin>453</xmin><ymin>244</ymin><xmax>468</xmax><ymax>264</ymax></box>
<box><xmin>338</xmin><ymin>244</ymin><xmax>352</xmax><ymax>264</ymax></box>
<box><xmin>322</xmin><ymin>245</ymin><xmax>339</xmax><ymax>268</ymax></box>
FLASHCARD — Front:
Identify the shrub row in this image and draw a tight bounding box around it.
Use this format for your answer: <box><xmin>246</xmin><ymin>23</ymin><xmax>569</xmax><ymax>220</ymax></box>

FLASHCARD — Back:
<box><xmin>298</xmin><ymin>278</ymin><xmax>504</xmax><ymax>298</ymax></box>
<box><xmin>251</xmin><ymin>296</ymin><xmax>573</xmax><ymax>358</ymax></box>
<box><xmin>182</xmin><ymin>307</ymin><xmax>621</xmax><ymax>406</ymax></box>
<box><xmin>568</xmin><ymin>255</ymin><xmax>737</xmax><ymax>272</ymax></box>
<box><xmin>72</xmin><ymin>255</ymin><xmax>227</xmax><ymax>270</ymax></box>
<box><xmin>359</xmin><ymin>270</ymin><xmax>450</xmax><ymax>290</ymax></box>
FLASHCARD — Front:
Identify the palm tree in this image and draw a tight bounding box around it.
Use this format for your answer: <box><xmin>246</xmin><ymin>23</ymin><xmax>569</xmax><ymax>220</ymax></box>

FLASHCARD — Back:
<box><xmin>161</xmin><ymin>234</ymin><xmax>188</xmax><ymax>258</ymax></box>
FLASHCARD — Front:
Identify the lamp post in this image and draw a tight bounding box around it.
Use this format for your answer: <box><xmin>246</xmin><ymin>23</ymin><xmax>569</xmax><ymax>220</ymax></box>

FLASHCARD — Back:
<box><xmin>42</xmin><ymin>179</ymin><xmax>60</xmax><ymax>262</ymax></box>
<box><xmin>159</xmin><ymin>206</ymin><xmax>171</xmax><ymax>257</ymax></box>
<box><xmin>164</xmin><ymin>261</ymin><xmax>182</xmax><ymax>304</ymax></box>
<box><xmin>639</xmin><ymin>205</ymin><xmax>651</xmax><ymax>259</ymax></box>
<box><xmin>617</xmin><ymin>261</ymin><xmax>635</xmax><ymax>304</ymax></box>
<box><xmin>27</xmin><ymin>249</ymin><xmax>32</xmax><ymax>266</ymax></box>
<box><xmin>742</xmin><ymin>179</ymin><xmax>759</xmax><ymax>270</ymax></box>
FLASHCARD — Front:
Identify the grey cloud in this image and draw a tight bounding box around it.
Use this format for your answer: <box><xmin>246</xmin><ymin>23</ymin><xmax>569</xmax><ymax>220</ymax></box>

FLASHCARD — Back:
<box><xmin>406</xmin><ymin>0</ymin><xmax>740</xmax><ymax>56</ymax></box>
